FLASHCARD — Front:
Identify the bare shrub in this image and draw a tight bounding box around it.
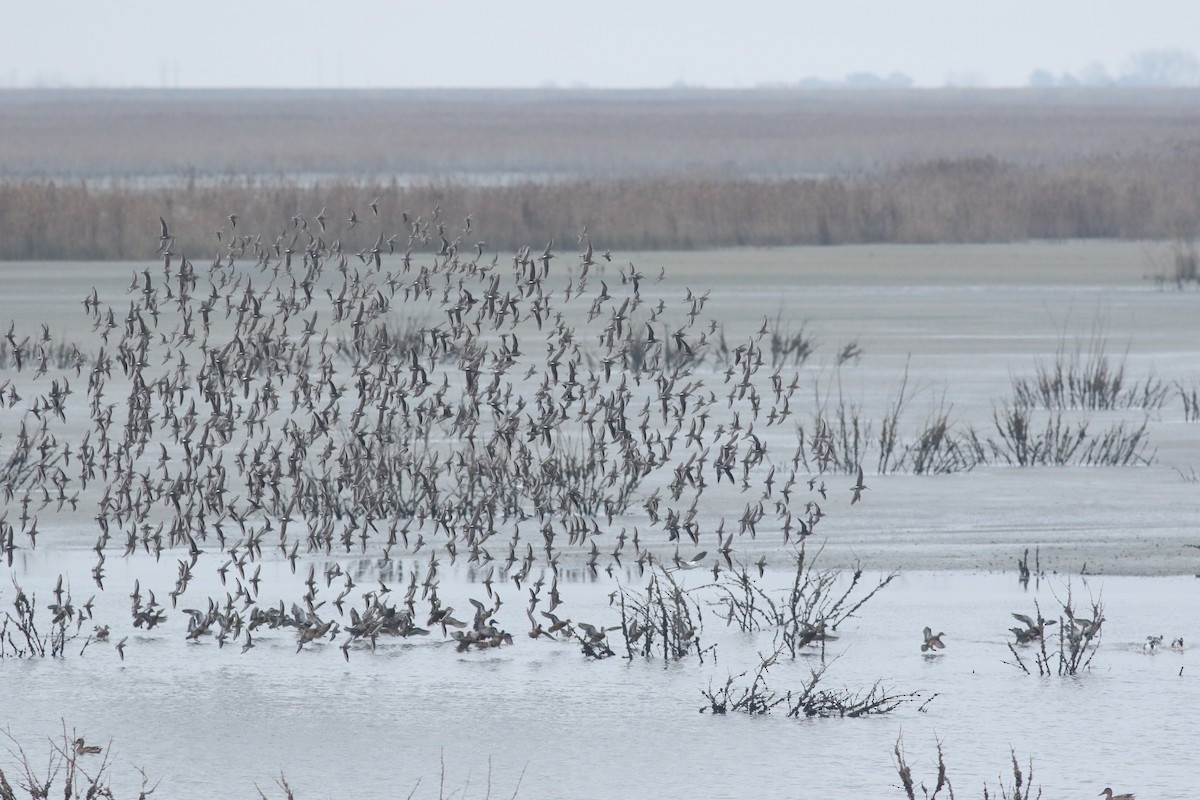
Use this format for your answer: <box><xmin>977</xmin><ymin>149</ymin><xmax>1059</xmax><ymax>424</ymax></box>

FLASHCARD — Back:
<box><xmin>617</xmin><ymin>561</ymin><xmax>713</xmax><ymax>663</ymax></box>
<box><xmin>767</xmin><ymin>315</ymin><xmax>817</xmax><ymax>368</ymax></box>
<box><xmin>711</xmin><ymin>544</ymin><xmax>896</xmax><ymax>659</ymax></box>
<box><xmin>986</xmin><ymin>405</ymin><xmax>1151</xmax><ymax>467</ymax></box>
<box><xmin>1</xmin><ymin>577</ymin><xmax>82</xmax><ymax>659</ymax></box>
<box><xmin>702</xmin><ymin>646</ymin><xmax>922</xmax><ymax>718</ymax></box>
<box><xmin>894</xmin><ymin>736</ymin><xmax>1042</xmax><ymax>800</ymax></box>
<box><xmin>1177</xmin><ymin>379</ymin><xmax>1200</xmax><ymax>421</ymax></box>
<box><xmin>1011</xmin><ymin>332</ymin><xmax>1169</xmax><ymax>412</ymax></box>
<box><xmin>0</xmin><ymin>725</ymin><xmax>159</xmax><ymax>800</ymax></box>
<box><xmin>1170</xmin><ymin>235</ymin><xmax>1200</xmax><ymax>287</ymax></box>
<box><xmin>1005</xmin><ymin>582</ymin><xmax>1104</xmax><ymax>677</ymax></box>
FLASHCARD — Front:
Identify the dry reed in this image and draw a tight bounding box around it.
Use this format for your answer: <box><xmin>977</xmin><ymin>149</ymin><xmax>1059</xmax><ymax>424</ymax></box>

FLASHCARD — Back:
<box><xmin>8</xmin><ymin>150</ymin><xmax>1200</xmax><ymax>259</ymax></box>
<box><xmin>894</xmin><ymin>736</ymin><xmax>1043</xmax><ymax>800</ymax></box>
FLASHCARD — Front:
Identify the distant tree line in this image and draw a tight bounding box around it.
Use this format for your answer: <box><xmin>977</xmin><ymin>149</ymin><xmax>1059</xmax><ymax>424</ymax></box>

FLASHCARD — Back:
<box><xmin>1030</xmin><ymin>48</ymin><xmax>1200</xmax><ymax>88</ymax></box>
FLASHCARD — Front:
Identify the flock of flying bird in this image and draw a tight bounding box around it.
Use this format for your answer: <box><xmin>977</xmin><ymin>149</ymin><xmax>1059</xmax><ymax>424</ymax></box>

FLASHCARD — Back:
<box><xmin>2</xmin><ymin>202</ymin><xmax>880</xmax><ymax>664</ymax></box>
<box><xmin>0</xmin><ymin>204</ymin><xmax>1160</xmax><ymax>799</ymax></box>
<box><xmin>0</xmin><ymin>202</ymin><xmax>1167</xmax><ymax>682</ymax></box>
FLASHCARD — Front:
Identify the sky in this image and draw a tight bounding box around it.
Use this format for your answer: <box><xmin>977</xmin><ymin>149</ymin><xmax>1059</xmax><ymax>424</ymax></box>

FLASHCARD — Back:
<box><xmin>2</xmin><ymin>1</ymin><xmax>1199</xmax><ymax>89</ymax></box>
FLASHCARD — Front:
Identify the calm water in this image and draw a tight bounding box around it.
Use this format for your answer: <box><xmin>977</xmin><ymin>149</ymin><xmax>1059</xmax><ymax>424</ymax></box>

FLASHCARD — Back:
<box><xmin>1</xmin><ymin>244</ymin><xmax>1198</xmax><ymax>799</ymax></box>
<box><xmin>3</xmin><ymin>558</ymin><xmax>1197</xmax><ymax>799</ymax></box>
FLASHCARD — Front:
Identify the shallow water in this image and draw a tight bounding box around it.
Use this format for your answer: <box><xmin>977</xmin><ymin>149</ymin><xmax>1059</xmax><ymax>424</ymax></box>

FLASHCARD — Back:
<box><xmin>4</xmin><ymin>561</ymin><xmax>1197</xmax><ymax>799</ymax></box>
<box><xmin>1</xmin><ymin>243</ymin><xmax>1198</xmax><ymax>798</ymax></box>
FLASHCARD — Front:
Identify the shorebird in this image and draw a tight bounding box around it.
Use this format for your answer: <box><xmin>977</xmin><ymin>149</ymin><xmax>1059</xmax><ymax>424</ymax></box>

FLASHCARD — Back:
<box><xmin>850</xmin><ymin>464</ymin><xmax>868</xmax><ymax>504</ymax></box>
<box><xmin>1010</xmin><ymin>612</ymin><xmax>1055</xmax><ymax>643</ymax></box>
<box><xmin>1010</xmin><ymin>627</ymin><xmax>1038</xmax><ymax>645</ymax></box>
<box><xmin>921</xmin><ymin>627</ymin><xmax>946</xmax><ymax>652</ymax></box>
<box><xmin>1099</xmin><ymin>788</ymin><xmax>1135</xmax><ymax>800</ymax></box>
<box><xmin>73</xmin><ymin>738</ymin><xmax>102</xmax><ymax>756</ymax></box>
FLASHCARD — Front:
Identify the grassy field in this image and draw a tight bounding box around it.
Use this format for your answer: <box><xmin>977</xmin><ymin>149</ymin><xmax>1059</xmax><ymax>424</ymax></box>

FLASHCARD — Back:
<box><xmin>4</xmin><ymin>88</ymin><xmax>1200</xmax><ymax>258</ymax></box>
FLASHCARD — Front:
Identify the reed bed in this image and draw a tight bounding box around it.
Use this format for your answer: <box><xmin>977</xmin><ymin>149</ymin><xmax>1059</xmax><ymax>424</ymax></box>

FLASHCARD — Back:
<box><xmin>8</xmin><ymin>149</ymin><xmax>1200</xmax><ymax>259</ymax></box>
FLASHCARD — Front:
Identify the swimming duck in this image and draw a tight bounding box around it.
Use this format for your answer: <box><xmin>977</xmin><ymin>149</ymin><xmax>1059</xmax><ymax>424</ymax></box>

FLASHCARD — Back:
<box><xmin>73</xmin><ymin>738</ymin><xmax>101</xmax><ymax>756</ymax></box>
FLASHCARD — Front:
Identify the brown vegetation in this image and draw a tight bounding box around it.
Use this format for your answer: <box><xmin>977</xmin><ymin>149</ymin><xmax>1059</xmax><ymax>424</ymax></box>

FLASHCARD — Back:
<box><xmin>6</xmin><ymin>88</ymin><xmax>1200</xmax><ymax>258</ymax></box>
<box><xmin>6</xmin><ymin>152</ymin><xmax>1200</xmax><ymax>259</ymax></box>
<box><xmin>894</xmin><ymin>737</ymin><xmax>1042</xmax><ymax>800</ymax></box>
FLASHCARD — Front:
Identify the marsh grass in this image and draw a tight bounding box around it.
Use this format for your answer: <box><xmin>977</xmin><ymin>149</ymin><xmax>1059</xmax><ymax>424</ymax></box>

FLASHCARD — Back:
<box><xmin>11</xmin><ymin>88</ymin><xmax>1200</xmax><ymax>257</ymax></box>
<box><xmin>9</xmin><ymin>149</ymin><xmax>1200</xmax><ymax>258</ymax></box>
<box><xmin>1169</xmin><ymin>236</ymin><xmax>1200</xmax><ymax>287</ymax></box>
<box><xmin>987</xmin><ymin>404</ymin><xmax>1152</xmax><ymax>467</ymax></box>
<box><xmin>894</xmin><ymin>737</ymin><xmax>1042</xmax><ymax>800</ymax></box>
<box><xmin>767</xmin><ymin>314</ymin><xmax>816</xmax><ymax>368</ymax></box>
<box><xmin>1010</xmin><ymin>333</ymin><xmax>1169</xmax><ymax>412</ymax></box>
<box><xmin>903</xmin><ymin>400</ymin><xmax>981</xmax><ymax>475</ymax></box>
<box><xmin>799</xmin><ymin>371</ymin><xmax>1153</xmax><ymax>475</ymax></box>
<box><xmin>1177</xmin><ymin>379</ymin><xmax>1200</xmax><ymax>422</ymax></box>
<box><xmin>798</xmin><ymin>372</ymin><xmax>872</xmax><ymax>474</ymax></box>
